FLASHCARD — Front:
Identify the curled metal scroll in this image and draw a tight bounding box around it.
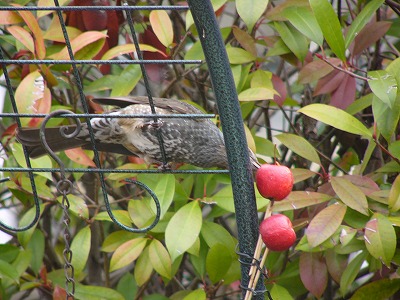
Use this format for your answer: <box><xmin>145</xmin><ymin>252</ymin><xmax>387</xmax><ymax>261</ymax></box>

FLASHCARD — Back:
<box><xmin>108</xmin><ymin>179</ymin><xmax>161</xmax><ymax>233</ymax></box>
<box><xmin>0</xmin><ymin>177</ymin><xmax>41</xmax><ymax>233</ymax></box>
<box><xmin>39</xmin><ymin>109</ymin><xmax>82</xmax><ymax>177</ymax></box>
<box><xmin>39</xmin><ymin>109</ymin><xmax>161</xmax><ymax>233</ymax></box>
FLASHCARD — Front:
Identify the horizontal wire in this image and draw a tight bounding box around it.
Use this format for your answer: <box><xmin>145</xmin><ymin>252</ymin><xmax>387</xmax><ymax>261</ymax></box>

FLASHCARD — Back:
<box><xmin>0</xmin><ymin>59</ymin><xmax>202</xmax><ymax>65</ymax></box>
<box><xmin>1</xmin><ymin>167</ymin><xmax>229</xmax><ymax>174</ymax></box>
<box><xmin>0</xmin><ymin>113</ymin><xmax>216</xmax><ymax>119</ymax></box>
<box><xmin>0</xmin><ymin>5</ymin><xmax>189</xmax><ymax>11</ymax></box>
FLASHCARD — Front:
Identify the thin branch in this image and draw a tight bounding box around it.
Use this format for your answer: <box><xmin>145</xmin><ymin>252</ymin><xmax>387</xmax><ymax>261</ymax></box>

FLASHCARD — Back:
<box><xmin>315</xmin><ymin>54</ymin><xmax>369</xmax><ymax>82</ymax></box>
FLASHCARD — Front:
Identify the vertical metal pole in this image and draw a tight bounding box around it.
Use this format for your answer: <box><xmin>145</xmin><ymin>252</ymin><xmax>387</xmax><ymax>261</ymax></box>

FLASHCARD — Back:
<box><xmin>187</xmin><ymin>1</ymin><xmax>264</xmax><ymax>298</ymax></box>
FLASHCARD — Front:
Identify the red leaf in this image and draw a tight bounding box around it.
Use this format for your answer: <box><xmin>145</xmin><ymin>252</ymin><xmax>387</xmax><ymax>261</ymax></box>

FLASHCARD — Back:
<box><xmin>325</xmin><ymin>249</ymin><xmax>347</xmax><ymax>284</ymax></box>
<box><xmin>314</xmin><ymin>70</ymin><xmax>345</xmax><ymax>96</ymax></box>
<box><xmin>7</xmin><ymin>26</ymin><xmax>35</xmax><ymax>53</ymax></box>
<box><xmin>0</xmin><ymin>11</ymin><xmax>23</xmax><ymax>25</ymax></box>
<box><xmin>53</xmin><ymin>286</ymin><xmax>67</xmax><ymax>300</ymax></box>
<box><xmin>272</xmin><ymin>74</ymin><xmax>287</xmax><ymax>106</ymax></box>
<box><xmin>300</xmin><ymin>252</ymin><xmax>328</xmax><ymax>298</ymax></box>
<box><xmin>351</xmin><ymin>21</ymin><xmax>392</xmax><ymax>57</ymax></box>
<box><xmin>13</xmin><ymin>4</ymin><xmax>46</xmax><ymax>59</ymax></box>
<box><xmin>343</xmin><ymin>175</ymin><xmax>380</xmax><ymax>195</ymax></box>
<box><xmin>298</xmin><ymin>58</ymin><xmax>341</xmax><ymax>84</ymax></box>
<box><xmin>330</xmin><ymin>73</ymin><xmax>356</xmax><ymax>109</ymax></box>
<box><xmin>65</xmin><ymin>148</ymin><xmax>96</xmax><ymax>167</ymax></box>
<box><xmin>2</xmin><ymin>123</ymin><xmax>18</xmax><ymax>138</ymax></box>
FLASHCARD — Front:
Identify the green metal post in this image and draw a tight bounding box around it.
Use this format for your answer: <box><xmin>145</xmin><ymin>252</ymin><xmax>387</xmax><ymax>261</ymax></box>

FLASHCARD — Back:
<box><xmin>187</xmin><ymin>1</ymin><xmax>265</xmax><ymax>298</ymax></box>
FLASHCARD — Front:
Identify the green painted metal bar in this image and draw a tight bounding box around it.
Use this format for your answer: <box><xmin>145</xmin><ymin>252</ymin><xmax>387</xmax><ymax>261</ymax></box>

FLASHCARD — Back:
<box><xmin>187</xmin><ymin>1</ymin><xmax>265</xmax><ymax>298</ymax></box>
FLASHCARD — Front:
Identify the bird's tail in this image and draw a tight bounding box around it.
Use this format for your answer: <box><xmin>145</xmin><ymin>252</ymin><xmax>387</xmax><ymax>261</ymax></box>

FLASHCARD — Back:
<box><xmin>15</xmin><ymin>126</ymin><xmax>88</xmax><ymax>158</ymax></box>
<box><xmin>249</xmin><ymin>149</ymin><xmax>261</xmax><ymax>170</ymax></box>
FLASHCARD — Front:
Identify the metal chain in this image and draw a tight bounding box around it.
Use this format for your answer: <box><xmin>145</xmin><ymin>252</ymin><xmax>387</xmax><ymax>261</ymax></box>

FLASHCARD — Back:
<box><xmin>57</xmin><ymin>179</ymin><xmax>75</xmax><ymax>299</ymax></box>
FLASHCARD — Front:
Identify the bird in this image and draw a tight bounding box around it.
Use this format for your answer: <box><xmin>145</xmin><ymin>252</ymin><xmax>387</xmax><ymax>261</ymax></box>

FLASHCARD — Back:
<box><xmin>16</xmin><ymin>96</ymin><xmax>260</xmax><ymax>169</ymax></box>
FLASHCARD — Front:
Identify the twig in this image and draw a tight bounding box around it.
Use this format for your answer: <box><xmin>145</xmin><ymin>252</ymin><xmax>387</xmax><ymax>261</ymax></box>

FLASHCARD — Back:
<box><xmin>315</xmin><ymin>54</ymin><xmax>369</xmax><ymax>82</ymax></box>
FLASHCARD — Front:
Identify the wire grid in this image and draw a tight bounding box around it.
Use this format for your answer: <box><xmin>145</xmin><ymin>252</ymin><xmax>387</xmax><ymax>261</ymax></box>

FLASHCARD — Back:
<box><xmin>0</xmin><ymin>2</ymin><xmax>231</xmax><ymax>234</ymax></box>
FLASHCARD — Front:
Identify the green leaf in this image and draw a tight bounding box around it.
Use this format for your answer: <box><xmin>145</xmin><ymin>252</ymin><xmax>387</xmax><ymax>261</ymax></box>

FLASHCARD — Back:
<box><xmin>365</xmin><ymin>213</ymin><xmax>396</xmax><ymax>266</ymax></box>
<box><xmin>298</xmin><ymin>103</ymin><xmax>372</xmax><ymax>137</ymax></box>
<box><xmin>111</xmin><ymin>64</ymin><xmax>142</xmax><ymax>96</ymax></box>
<box><xmin>331</xmin><ymin>177</ymin><xmax>369</xmax><ymax>215</ymax></box>
<box><xmin>306</xmin><ymin>203</ymin><xmax>346</xmax><ymax>247</ymax></box>
<box><xmin>368</xmin><ymin>70</ymin><xmax>397</xmax><ymax>108</ymax></box>
<box><xmin>226</xmin><ymin>47</ymin><xmax>256</xmax><ymax>64</ymax></box>
<box><xmin>388</xmin><ymin>140</ymin><xmax>400</xmax><ymax>159</ymax></box>
<box><xmin>101</xmin><ymin>231</ymin><xmax>138</xmax><ymax>252</ymax></box>
<box><xmin>206</xmin><ymin>243</ymin><xmax>232</xmax><ymax>283</ymax></box>
<box><xmin>254</xmin><ymin>136</ymin><xmax>278</xmax><ymax>157</ymax></box>
<box><xmin>236</xmin><ymin>0</ymin><xmax>269</xmax><ymax>31</ymax></box>
<box><xmin>276</xmin><ymin>133</ymin><xmax>321</xmax><ymax>165</ymax></box>
<box><xmin>266</xmin><ymin>37</ymin><xmax>291</xmax><ymax>57</ymax></box>
<box><xmin>201</xmin><ymin>221</ymin><xmax>236</xmax><ymax>257</ymax></box>
<box><xmin>148</xmin><ymin>239</ymin><xmax>172</xmax><ymax>279</ymax></box>
<box><xmin>345</xmin><ymin>93</ymin><xmax>373</xmax><ymax>115</ymax></box>
<box><xmin>185</xmin><ymin>0</ymin><xmax>227</xmax><ymax>29</ymax></box>
<box><xmin>26</xmin><ymin>230</ymin><xmax>44</xmax><ymax>275</ymax></box>
<box><xmin>13</xmin><ymin>143</ymin><xmax>52</xmax><ymax>180</ymax></box>
<box><xmin>56</xmin><ymin>194</ymin><xmax>89</xmax><ymax>219</ymax></box>
<box><xmin>75</xmin><ymin>284</ymin><xmax>125</xmax><ymax>300</ymax></box>
<box><xmin>309</xmin><ymin>0</ymin><xmax>346</xmax><ymax>60</ymax></box>
<box><xmin>0</xmin><ymin>245</ymin><xmax>19</xmax><ymax>263</ymax></box>
<box><xmin>292</xmin><ymin>168</ymin><xmax>316</xmax><ymax>183</ymax></box>
<box><xmin>71</xmin><ymin>226</ymin><xmax>91</xmax><ymax>276</ymax></box>
<box><xmin>116</xmin><ymin>273</ymin><xmax>138</xmax><ymax>300</ymax></box>
<box><xmin>134</xmin><ymin>247</ymin><xmax>153</xmax><ymax>286</ymax></box>
<box><xmin>154</xmin><ymin>174</ymin><xmax>175</xmax><ymax>219</ymax></box>
<box><xmin>340</xmin><ymin>251</ymin><xmax>368</xmax><ymax>295</ymax></box>
<box><xmin>86</xmin><ymin>75</ymin><xmax>118</xmax><ymax>92</ymax></box>
<box><xmin>350</xmin><ymin>278</ymin><xmax>400</xmax><ymax>300</ymax></box>
<box><xmin>345</xmin><ymin>0</ymin><xmax>385</xmax><ymax>49</ymax></box>
<box><xmin>273</xmin><ymin>191</ymin><xmax>332</xmax><ymax>211</ymax></box>
<box><xmin>386</xmin><ymin>57</ymin><xmax>400</xmax><ymax>83</ymax></box>
<box><xmin>372</xmin><ymin>94</ymin><xmax>400</xmax><ymax>142</ymax></box>
<box><xmin>270</xmin><ymin>284</ymin><xmax>293</xmax><ymax>300</ymax></box>
<box><xmin>251</xmin><ymin>69</ymin><xmax>274</xmax><ymax>88</ymax></box>
<box><xmin>183</xmin><ymin>289</ymin><xmax>207</xmax><ymax>300</ymax></box>
<box><xmin>273</xmin><ymin>21</ymin><xmax>309</xmax><ymax>62</ymax></box>
<box><xmin>110</xmin><ymin>238</ymin><xmax>147</xmax><ymax>272</ymax></box>
<box><xmin>12</xmin><ymin>248</ymin><xmax>32</xmax><ymax>279</ymax></box>
<box><xmin>238</xmin><ymin>87</ymin><xmax>275</xmax><ymax>101</ymax></box>
<box><xmin>95</xmin><ymin>210</ymin><xmax>133</xmax><ymax>227</ymax></box>
<box><xmin>0</xmin><ymin>260</ymin><xmax>19</xmax><ymax>282</ymax></box>
<box><xmin>166</xmin><ymin>201</ymin><xmax>202</xmax><ymax>261</ymax></box>
<box><xmin>282</xmin><ymin>6</ymin><xmax>323</xmax><ymax>45</ymax></box>
<box><xmin>389</xmin><ymin>174</ymin><xmax>400</xmax><ymax>212</ymax></box>
<box><xmin>17</xmin><ymin>203</ymin><xmax>46</xmax><ymax>247</ymax></box>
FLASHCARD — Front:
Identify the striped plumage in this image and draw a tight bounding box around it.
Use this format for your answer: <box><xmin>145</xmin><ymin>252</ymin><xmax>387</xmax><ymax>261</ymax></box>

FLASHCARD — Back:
<box><xmin>16</xmin><ymin>96</ymin><xmax>259</xmax><ymax>169</ymax></box>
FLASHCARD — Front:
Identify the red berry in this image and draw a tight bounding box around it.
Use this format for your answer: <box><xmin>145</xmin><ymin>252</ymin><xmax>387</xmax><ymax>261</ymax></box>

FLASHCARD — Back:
<box><xmin>259</xmin><ymin>214</ymin><xmax>296</xmax><ymax>251</ymax></box>
<box><xmin>255</xmin><ymin>164</ymin><xmax>293</xmax><ymax>200</ymax></box>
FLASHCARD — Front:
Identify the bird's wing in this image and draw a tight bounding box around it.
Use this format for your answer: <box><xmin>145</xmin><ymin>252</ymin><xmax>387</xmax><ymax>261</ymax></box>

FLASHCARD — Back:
<box><xmin>92</xmin><ymin>96</ymin><xmax>206</xmax><ymax>115</ymax></box>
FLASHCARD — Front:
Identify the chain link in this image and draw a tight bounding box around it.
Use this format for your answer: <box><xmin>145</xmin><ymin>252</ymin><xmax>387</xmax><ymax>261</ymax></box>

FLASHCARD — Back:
<box><xmin>58</xmin><ymin>179</ymin><xmax>75</xmax><ymax>299</ymax></box>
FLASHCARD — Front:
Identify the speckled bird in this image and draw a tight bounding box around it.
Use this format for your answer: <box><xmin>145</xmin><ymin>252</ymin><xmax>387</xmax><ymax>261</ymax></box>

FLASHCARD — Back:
<box><xmin>16</xmin><ymin>96</ymin><xmax>259</xmax><ymax>169</ymax></box>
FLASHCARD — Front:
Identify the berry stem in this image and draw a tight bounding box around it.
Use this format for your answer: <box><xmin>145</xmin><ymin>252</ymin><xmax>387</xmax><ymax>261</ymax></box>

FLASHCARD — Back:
<box><xmin>244</xmin><ymin>201</ymin><xmax>273</xmax><ymax>300</ymax></box>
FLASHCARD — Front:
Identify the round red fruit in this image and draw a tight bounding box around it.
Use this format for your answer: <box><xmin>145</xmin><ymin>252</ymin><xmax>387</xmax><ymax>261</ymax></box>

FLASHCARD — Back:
<box><xmin>256</xmin><ymin>164</ymin><xmax>293</xmax><ymax>200</ymax></box>
<box><xmin>259</xmin><ymin>214</ymin><xmax>296</xmax><ymax>251</ymax></box>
